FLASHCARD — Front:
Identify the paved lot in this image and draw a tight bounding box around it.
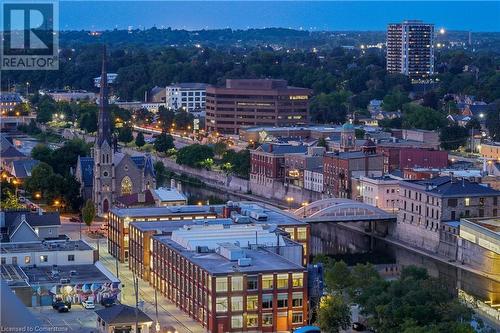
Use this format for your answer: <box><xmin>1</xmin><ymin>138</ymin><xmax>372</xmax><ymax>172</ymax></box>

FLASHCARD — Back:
<box><xmin>29</xmin><ymin>305</ymin><xmax>98</xmax><ymax>333</ymax></box>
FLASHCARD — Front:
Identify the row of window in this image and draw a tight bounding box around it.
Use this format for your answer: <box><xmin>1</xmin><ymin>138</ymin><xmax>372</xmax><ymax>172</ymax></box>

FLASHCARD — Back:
<box><xmin>230</xmin><ymin>312</ymin><xmax>303</xmax><ymax>329</ymax></box>
<box><xmin>0</xmin><ymin>254</ymin><xmax>74</xmax><ymax>265</ymax></box>
<box><xmin>216</xmin><ymin>292</ymin><xmax>303</xmax><ymax>312</ymax></box>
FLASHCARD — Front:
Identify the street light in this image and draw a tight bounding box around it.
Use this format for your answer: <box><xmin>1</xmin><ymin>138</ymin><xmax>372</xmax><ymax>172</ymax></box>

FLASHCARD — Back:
<box><xmin>439</xmin><ymin>28</ymin><xmax>446</xmax><ymax>35</ymax></box>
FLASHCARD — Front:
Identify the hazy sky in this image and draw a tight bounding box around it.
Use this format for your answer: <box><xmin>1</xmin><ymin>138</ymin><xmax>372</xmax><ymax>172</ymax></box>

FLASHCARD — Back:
<box><xmin>59</xmin><ymin>1</ymin><xmax>500</xmax><ymax>32</ymax></box>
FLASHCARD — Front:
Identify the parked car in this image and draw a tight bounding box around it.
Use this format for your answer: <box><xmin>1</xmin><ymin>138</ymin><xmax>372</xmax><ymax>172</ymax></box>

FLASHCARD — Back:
<box><xmin>52</xmin><ymin>300</ymin><xmax>71</xmax><ymax>310</ymax></box>
<box><xmin>57</xmin><ymin>305</ymin><xmax>69</xmax><ymax>313</ymax></box>
<box><xmin>100</xmin><ymin>297</ymin><xmax>115</xmax><ymax>307</ymax></box>
<box><xmin>81</xmin><ymin>300</ymin><xmax>95</xmax><ymax>309</ymax></box>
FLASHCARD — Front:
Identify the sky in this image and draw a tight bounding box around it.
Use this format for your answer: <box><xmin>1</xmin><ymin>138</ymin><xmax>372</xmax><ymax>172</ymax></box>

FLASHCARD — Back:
<box><xmin>58</xmin><ymin>1</ymin><xmax>500</xmax><ymax>32</ymax></box>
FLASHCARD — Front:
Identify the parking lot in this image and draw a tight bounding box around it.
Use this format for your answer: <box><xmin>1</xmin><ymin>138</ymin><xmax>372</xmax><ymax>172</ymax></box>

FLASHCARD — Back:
<box><xmin>29</xmin><ymin>305</ymin><xmax>100</xmax><ymax>332</ymax></box>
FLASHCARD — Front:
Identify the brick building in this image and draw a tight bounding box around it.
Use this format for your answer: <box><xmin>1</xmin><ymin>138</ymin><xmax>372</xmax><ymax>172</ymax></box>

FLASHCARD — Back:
<box><xmin>205</xmin><ymin>79</ymin><xmax>311</xmax><ymax>134</ymax></box>
<box><xmin>376</xmin><ymin>144</ymin><xmax>447</xmax><ymax>173</ymax></box>
<box><xmin>149</xmin><ymin>225</ymin><xmax>308</xmax><ymax>333</ymax></box>
<box><xmin>323</xmin><ymin>151</ymin><xmax>383</xmax><ymax>198</ymax></box>
<box><xmin>284</xmin><ymin>147</ymin><xmax>325</xmax><ymax>188</ymax></box>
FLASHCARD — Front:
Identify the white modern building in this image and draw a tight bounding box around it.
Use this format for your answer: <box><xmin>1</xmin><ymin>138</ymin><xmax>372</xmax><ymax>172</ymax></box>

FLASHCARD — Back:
<box><xmin>358</xmin><ymin>174</ymin><xmax>402</xmax><ymax>212</ymax></box>
<box><xmin>165</xmin><ymin>83</ymin><xmax>207</xmax><ymax>112</ymax></box>
<box><xmin>152</xmin><ymin>186</ymin><xmax>188</xmax><ymax>207</ymax></box>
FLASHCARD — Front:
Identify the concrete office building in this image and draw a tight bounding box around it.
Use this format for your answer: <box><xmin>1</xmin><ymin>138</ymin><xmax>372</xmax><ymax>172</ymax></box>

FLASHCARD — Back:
<box><xmin>205</xmin><ymin>79</ymin><xmax>311</xmax><ymax>134</ymax></box>
<box><xmin>387</xmin><ymin>20</ymin><xmax>435</xmax><ymax>82</ymax></box>
<box><xmin>165</xmin><ymin>83</ymin><xmax>207</xmax><ymax>112</ymax></box>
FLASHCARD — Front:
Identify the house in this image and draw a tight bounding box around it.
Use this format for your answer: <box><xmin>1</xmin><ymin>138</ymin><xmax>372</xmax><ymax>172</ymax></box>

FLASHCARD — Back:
<box><xmin>8</xmin><ymin>159</ymin><xmax>40</xmax><ymax>180</ymax></box>
<box><xmin>95</xmin><ymin>304</ymin><xmax>153</xmax><ymax>333</ymax></box>
<box><xmin>0</xmin><ymin>210</ymin><xmax>61</xmax><ymax>242</ymax></box>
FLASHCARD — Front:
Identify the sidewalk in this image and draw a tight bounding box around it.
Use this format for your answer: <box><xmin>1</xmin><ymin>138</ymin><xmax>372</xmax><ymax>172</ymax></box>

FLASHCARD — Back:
<box><xmin>90</xmin><ymin>238</ymin><xmax>207</xmax><ymax>333</ymax></box>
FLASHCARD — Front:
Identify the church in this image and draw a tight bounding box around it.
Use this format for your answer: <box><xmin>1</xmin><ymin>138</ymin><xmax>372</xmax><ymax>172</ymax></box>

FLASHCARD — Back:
<box><xmin>76</xmin><ymin>47</ymin><xmax>156</xmax><ymax>216</ymax></box>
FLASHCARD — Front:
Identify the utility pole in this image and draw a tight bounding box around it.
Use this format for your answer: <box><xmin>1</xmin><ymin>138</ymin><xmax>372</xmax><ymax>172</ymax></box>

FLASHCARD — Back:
<box><xmin>115</xmin><ymin>257</ymin><xmax>119</xmax><ymax>279</ymax></box>
<box><xmin>154</xmin><ymin>288</ymin><xmax>160</xmax><ymax>332</ymax></box>
<box><xmin>134</xmin><ymin>274</ymin><xmax>139</xmax><ymax>333</ymax></box>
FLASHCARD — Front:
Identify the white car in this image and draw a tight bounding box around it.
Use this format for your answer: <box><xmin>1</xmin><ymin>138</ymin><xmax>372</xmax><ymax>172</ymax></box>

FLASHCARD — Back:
<box><xmin>81</xmin><ymin>300</ymin><xmax>95</xmax><ymax>309</ymax></box>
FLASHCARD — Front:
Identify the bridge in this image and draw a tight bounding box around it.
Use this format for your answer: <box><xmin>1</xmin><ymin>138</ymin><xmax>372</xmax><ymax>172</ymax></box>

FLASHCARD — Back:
<box><xmin>292</xmin><ymin>198</ymin><xmax>397</xmax><ymax>255</ymax></box>
<box><xmin>293</xmin><ymin>198</ymin><xmax>396</xmax><ymax>223</ymax></box>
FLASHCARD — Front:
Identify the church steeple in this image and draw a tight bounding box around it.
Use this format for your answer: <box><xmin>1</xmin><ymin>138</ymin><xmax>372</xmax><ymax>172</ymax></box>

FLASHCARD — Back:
<box><xmin>97</xmin><ymin>45</ymin><xmax>111</xmax><ymax>147</ymax></box>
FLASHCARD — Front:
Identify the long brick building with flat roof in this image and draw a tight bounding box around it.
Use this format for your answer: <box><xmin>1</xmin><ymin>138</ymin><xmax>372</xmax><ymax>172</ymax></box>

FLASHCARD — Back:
<box><xmin>205</xmin><ymin>79</ymin><xmax>311</xmax><ymax>134</ymax></box>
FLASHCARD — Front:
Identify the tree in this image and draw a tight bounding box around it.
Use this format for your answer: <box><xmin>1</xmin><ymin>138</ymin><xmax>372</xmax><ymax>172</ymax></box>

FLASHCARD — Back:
<box><xmin>154</xmin><ymin>161</ymin><xmax>170</xmax><ymax>187</ymax></box>
<box><xmin>324</xmin><ymin>260</ymin><xmax>352</xmax><ymax>292</ymax></box>
<box><xmin>174</xmin><ymin>111</ymin><xmax>195</xmax><ymax>129</ymax></box>
<box><xmin>31</xmin><ymin>144</ymin><xmax>53</xmax><ymax>164</ymax></box>
<box><xmin>118</xmin><ymin>125</ymin><xmax>134</xmax><ymax>143</ymax></box>
<box><xmin>213</xmin><ymin>142</ymin><xmax>228</xmax><ymax>158</ymax></box>
<box><xmin>440</xmin><ymin>125</ymin><xmax>469</xmax><ymax>150</ymax></box>
<box><xmin>154</xmin><ymin>132</ymin><xmax>175</xmax><ymax>153</ymax></box>
<box><xmin>1</xmin><ymin>190</ymin><xmax>24</xmax><ymax>210</ymax></box>
<box><xmin>176</xmin><ymin>144</ymin><xmax>214</xmax><ymax>168</ymax></box>
<box><xmin>466</xmin><ymin>117</ymin><xmax>481</xmax><ymax>131</ymax></box>
<box><xmin>310</xmin><ymin>91</ymin><xmax>350</xmax><ymax>124</ymax></box>
<box><xmin>402</xmin><ymin>104</ymin><xmax>446</xmax><ymax>131</ymax></box>
<box><xmin>486</xmin><ymin>100</ymin><xmax>500</xmax><ymax>141</ymax></box>
<box><xmin>317</xmin><ymin>295</ymin><xmax>351</xmax><ymax>333</ymax></box>
<box><xmin>135</xmin><ymin>131</ymin><xmax>146</xmax><ymax>147</ymax></box>
<box><xmin>422</xmin><ymin>91</ymin><xmax>440</xmax><ymax>110</ymax></box>
<box><xmin>221</xmin><ymin>149</ymin><xmax>251</xmax><ymax>178</ymax></box>
<box><xmin>317</xmin><ymin>137</ymin><xmax>329</xmax><ymax>149</ymax></box>
<box><xmin>158</xmin><ymin>106</ymin><xmax>175</xmax><ymax>129</ymax></box>
<box><xmin>382</xmin><ymin>89</ymin><xmax>410</xmax><ymax>112</ymax></box>
<box><xmin>82</xmin><ymin>200</ymin><xmax>96</xmax><ymax>231</ymax></box>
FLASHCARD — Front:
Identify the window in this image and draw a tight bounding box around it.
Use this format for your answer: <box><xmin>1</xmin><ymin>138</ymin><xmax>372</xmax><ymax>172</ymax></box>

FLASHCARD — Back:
<box><xmin>246</xmin><ymin>295</ymin><xmax>258</xmax><ymax>310</ymax></box>
<box><xmin>40</xmin><ymin>255</ymin><xmax>48</xmax><ymax>262</ymax></box>
<box><xmin>292</xmin><ymin>312</ymin><xmax>303</xmax><ymax>324</ymax></box>
<box><xmin>231</xmin><ymin>276</ymin><xmax>243</xmax><ymax>291</ymax></box>
<box><xmin>121</xmin><ymin>176</ymin><xmax>133</xmax><ymax>196</ymax></box>
<box><xmin>277</xmin><ymin>293</ymin><xmax>288</xmax><ymax>308</ymax></box>
<box><xmin>292</xmin><ymin>292</ymin><xmax>303</xmax><ymax>307</ymax></box>
<box><xmin>292</xmin><ymin>273</ymin><xmax>303</xmax><ymax>287</ymax></box>
<box><xmin>215</xmin><ymin>277</ymin><xmax>228</xmax><ymax>292</ymax></box>
<box><xmin>24</xmin><ymin>256</ymin><xmax>30</xmax><ymax>264</ymax></box>
<box><xmin>246</xmin><ymin>314</ymin><xmax>258</xmax><ymax>327</ymax></box>
<box><xmin>231</xmin><ymin>296</ymin><xmax>243</xmax><ymax>311</ymax></box>
<box><xmin>296</xmin><ymin>227</ymin><xmax>307</xmax><ymax>240</ymax></box>
<box><xmin>215</xmin><ymin>297</ymin><xmax>228</xmax><ymax>312</ymax></box>
<box><xmin>68</xmin><ymin>255</ymin><xmax>75</xmax><ymax>262</ymax></box>
<box><xmin>448</xmin><ymin>198</ymin><xmax>457</xmax><ymax>207</ymax></box>
<box><xmin>464</xmin><ymin>197</ymin><xmax>470</xmax><ymax>206</ymax></box>
<box><xmin>262</xmin><ymin>294</ymin><xmax>273</xmax><ymax>309</ymax></box>
<box><xmin>262</xmin><ymin>313</ymin><xmax>273</xmax><ymax>326</ymax></box>
<box><xmin>451</xmin><ymin>211</ymin><xmax>456</xmax><ymax>220</ymax></box>
<box><xmin>1</xmin><ymin>257</ymin><xmax>6</xmax><ymax>265</ymax></box>
<box><xmin>247</xmin><ymin>276</ymin><xmax>258</xmax><ymax>290</ymax></box>
<box><xmin>231</xmin><ymin>315</ymin><xmax>243</xmax><ymax>329</ymax></box>
<box><xmin>262</xmin><ymin>275</ymin><xmax>274</xmax><ymax>289</ymax></box>
<box><xmin>277</xmin><ymin>274</ymin><xmax>288</xmax><ymax>289</ymax></box>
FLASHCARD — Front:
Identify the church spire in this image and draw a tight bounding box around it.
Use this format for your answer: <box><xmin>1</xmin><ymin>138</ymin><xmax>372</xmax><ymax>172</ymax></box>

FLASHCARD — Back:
<box><xmin>97</xmin><ymin>45</ymin><xmax>111</xmax><ymax>147</ymax></box>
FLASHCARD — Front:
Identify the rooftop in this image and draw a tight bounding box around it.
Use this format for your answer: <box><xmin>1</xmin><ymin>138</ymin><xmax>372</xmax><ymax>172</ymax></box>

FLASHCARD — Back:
<box><xmin>154</xmin><ymin>235</ymin><xmax>304</xmax><ymax>275</ymax></box>
<box><xmin>154</xmin><ymin>187</ymin><xmax>187</xmax><ymax>202</ymax></box>
<box><xmin>0</xmin><ymin>240</ymin><xmax>92</xmax><ymax>254</ymax></box>
<box><xmin>95</xmin><ymin>304</ymin><xmax>153</xmax><ymax>325</ymax></box>
<box><xmin>403</xmin><ymin>176</ymin><xmax>500</xmax><ymax>197</ymax></box>
<box><xmin>1</xmin><ymin>210</ymin><xmax>61</xmax><ymax>229</ymax></box>
<box><xmin>110</xmin><ymin>205</ymin><xmax>217</xmax><ymax>218</ymax></box>
<box><xmin>257</xmin><ymin>143</ymin><xmax>308</xmax><ymax>155</ymax></box>
<box><xmin>2</xmin><ymin>263</ymin><xmax>118</xmax><ymax>287</ymax></box>
<box><xmin>130</xmin><ymin>218</ymin><xmax>233</xmax><ymax>233</ymax></box>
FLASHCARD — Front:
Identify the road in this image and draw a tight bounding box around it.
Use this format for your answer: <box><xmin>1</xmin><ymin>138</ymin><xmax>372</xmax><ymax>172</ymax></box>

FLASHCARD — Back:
<box><xmin>60</xmin><ymin>216</ymin><xmax>206</xmax><ymax>333</ymax></box>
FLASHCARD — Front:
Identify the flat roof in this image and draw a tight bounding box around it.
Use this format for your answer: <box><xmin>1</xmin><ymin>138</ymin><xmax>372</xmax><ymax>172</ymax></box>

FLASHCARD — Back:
<box><xmin>110</xmin><ymin>205</ymin><xmax>217</xmax><ymax>218</ymax></box>
<box><xmin>463</xmin><ymin>218</ymin><xmax>500</xmax><ymax>235</ymax></box>
<box><xmin>130</xmin><ymin>218</ymin><xmax>233</xmax><ymax>233</ymax></box>
<box><xmin>1</xmin><ymin>240</ymin><xmax>93</xmax><ymax>254</ymax></box>
<box><xmin>154</xmin><ymin>187</ymin><xmax>187</xmax><ymax>202</ymax></box>
<box><xmin>154</xmin><ymin>236</ymin><xmax>304</xmax><ymax>275</ymax></box>
<box><xmin>23</xmin><ymin>264</ymin><xmax>116</xmax><ymax>285</ymax></box>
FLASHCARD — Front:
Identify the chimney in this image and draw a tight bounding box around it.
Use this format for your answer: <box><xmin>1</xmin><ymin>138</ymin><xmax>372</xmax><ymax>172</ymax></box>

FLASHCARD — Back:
<box><xmin>138</xmin><ymin>192</ymin><xmax>146</xmax><ymax>203</ymax></box>
<box><xmin>450</xmin><ymin>172</ymin><xmax>456</xmax><ymax>183</ymax></box>
<box><xmin>38</xmin><ymin>207</ymin><xmax>43</xmax><ymax>216</ymax></box>
<box><xmin>170</xmin><ymin>178</ymin><xmax>176</xmax><ymax>189</ymax></box>
<box><xmin>177</xmin><ymin>181</ymin><xmax>182</xmax><ymax>193</ymax></box>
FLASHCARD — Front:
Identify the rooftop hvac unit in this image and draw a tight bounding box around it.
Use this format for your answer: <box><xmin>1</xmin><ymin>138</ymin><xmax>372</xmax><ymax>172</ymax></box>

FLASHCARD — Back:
<box><xmin>238</xmin><ymin>258</ymin><xmax>252</xmax><ymax>267</ymax></box>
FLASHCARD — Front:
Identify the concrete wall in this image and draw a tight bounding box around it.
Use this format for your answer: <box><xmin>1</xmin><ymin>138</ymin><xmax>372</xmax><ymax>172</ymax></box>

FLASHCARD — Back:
<box><xmin>250</xmin><ymin>179</ymin><xmax>323</xmax><ymax>203</ymax></box>
<box><xmin>309</xmin><ymin>222</ymin><xmax>371</xmax><ymax>255</ymax></box>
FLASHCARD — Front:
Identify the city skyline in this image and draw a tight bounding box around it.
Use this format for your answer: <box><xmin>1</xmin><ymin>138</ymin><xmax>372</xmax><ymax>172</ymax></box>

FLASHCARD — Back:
<box><xmin>58</xmin><ymin>1</ymin><xmax>500</xmax><ymax>32</ymax></box>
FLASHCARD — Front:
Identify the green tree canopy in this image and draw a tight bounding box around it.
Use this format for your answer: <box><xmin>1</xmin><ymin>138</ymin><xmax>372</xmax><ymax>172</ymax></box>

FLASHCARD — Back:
<box><xmin>402</xmin><ymin>103</ymin><xmax>446</xmax><ymax>130</ymax></box>
<box><xmin>317</xmin><ymin>295</ymin><xmax>351</xmax><ymax>333</ymax></box>
<box><xmin>154</xmin><ymin>132</ymin><xmax>175</xmax><ymax>153</ymax></box>
<box><xmin>382</xmin><ymin>89</ymin><xmax>410</xmax><ymax>112</ymax></box>
<box><xmin>440</xmin><ymin>125</ymin><xmax>469</xmax><ymax>150</ymax></box>
<box><xmin>486</xmin><ymin>100</ymin><xmax>500</xmax><ymax>141</ymax></box>
<box><xmin>310</xmin><ymin>91</ymin><xmax>350</xmax><ymax>124</ymax></box>
<box><xmin>135</xmin><ymin>131</ymin><xmax>146</xmax><ymax>147</ymax></box>
<box><xmin>82</xmin><ymin>199</ymin><xmax>96</xmax><ymax>231</ymax></box>
<box><xmin>118</xmin><ymin>125</ymin><xmax>134</xmax><ymax>143</ymax></box>
<box><xmin>176</xmin><ymin>144</ymin><xmax>214</xmax><ymax>168</ymax></box>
